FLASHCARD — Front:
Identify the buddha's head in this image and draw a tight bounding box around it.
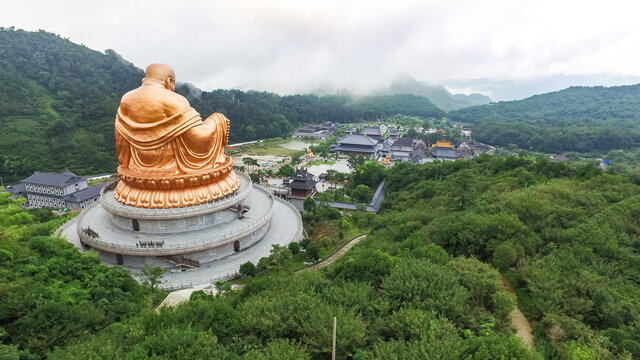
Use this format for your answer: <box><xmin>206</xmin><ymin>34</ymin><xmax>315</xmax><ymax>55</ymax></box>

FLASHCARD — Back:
<box><xmin>142</xmin><ymin>63</ymin><xmax>176</xmax><ymax>91</ymax></box>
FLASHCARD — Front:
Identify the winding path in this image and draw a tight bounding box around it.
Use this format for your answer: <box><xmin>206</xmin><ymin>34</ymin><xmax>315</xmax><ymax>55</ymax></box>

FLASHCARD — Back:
<box><xmin>60</xmin><ymin>220</ymin><xmax>532</xmax><ymax>349</ymax></box>
<box><xmin>501</xmin><ymin>275</ymin><xmax>534</xmax><ymax>348</ymax></box>
<box><xmin>296</xmin><ymin>234</ymin><xmax>368</xmax><ymax>273</ymax></box>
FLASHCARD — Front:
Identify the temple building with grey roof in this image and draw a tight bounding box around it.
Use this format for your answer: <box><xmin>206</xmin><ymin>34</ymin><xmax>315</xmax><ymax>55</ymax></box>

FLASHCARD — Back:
<box><xmin>291</xmin><ymin>121</ymin><xmax>338</xmax><ymax>140</ymax></box>
<box><xmin>331</xmin><ymin>134</ymin><xmax>381</xmax><ymax>159</ymax></box>
<box><xmin>3</xmin><ymin>171</ymin><xmax>106</xmax><ymax>209</ymax></box>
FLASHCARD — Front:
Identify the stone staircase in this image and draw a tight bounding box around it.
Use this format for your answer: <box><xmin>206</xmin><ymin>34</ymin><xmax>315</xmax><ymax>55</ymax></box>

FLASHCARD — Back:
<box><xmin>163</xmin><ymin>255</ymin><xmax>200</xmax><ymax>268</ymax></box>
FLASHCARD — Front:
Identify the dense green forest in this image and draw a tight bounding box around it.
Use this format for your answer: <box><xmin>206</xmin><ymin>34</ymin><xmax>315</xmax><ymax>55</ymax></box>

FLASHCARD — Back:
<box><xmin>0</xmin><ymin>28</ymin><xmax>143</xmax><ymax>182</ymax></box>
<box><xmin>2</xmin><ymin>155</ymin><xmax>640</xmax><ymax>359</ymax></box>
<box><xmin>0</xmin><ymin>28</ymin><xmax>443</xmax><ymax>182</ymax></box>
<box><xmin>0</xmin><ymin>194</ymin><xmax>154</xmax><ymax>359</ymax></box>
<box><xmin>448</xmin><ymin>85</ymin><xmax>640</xmax><ymax>153</ymax></box>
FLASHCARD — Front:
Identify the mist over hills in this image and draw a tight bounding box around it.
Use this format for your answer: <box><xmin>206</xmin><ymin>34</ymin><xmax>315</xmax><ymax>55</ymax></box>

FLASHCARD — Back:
<box><xmin>244</xmin><ymin>74</ymin><xmax>494</xmax><ymax>112</ymax></box>
<box><xmin>2</xmin><ymin>27</ymin><xmax>640</xmax><ymax>180</ymax></box>
<box><xmin>378</xmin><ymin>75</ymin><xmax>492</xmax><ymax>112</ymax></box>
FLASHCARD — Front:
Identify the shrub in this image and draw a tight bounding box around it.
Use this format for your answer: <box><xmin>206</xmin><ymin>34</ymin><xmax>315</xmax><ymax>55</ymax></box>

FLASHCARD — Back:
<box><xmin>287</xmin><ymin>242</ymin><xmax>300</xmax><ymax>255</ymax></box>
<box><xmin>239</xmin><ymin>261</ymin><xmax>257</xmax><ymax>277</ymax></box>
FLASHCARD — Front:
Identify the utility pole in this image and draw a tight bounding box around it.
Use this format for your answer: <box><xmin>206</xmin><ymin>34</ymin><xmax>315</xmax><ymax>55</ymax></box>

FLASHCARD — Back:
<box><xmin>332</xmin><ymin>316</ymin><xmax>337</xmax><ymax>360</ymax></box>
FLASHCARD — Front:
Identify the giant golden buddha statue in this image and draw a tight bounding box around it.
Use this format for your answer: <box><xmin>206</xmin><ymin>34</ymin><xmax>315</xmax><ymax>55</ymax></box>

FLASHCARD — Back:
<box><xmin>113</xmin><ymin>64</ymin><xmax>239</xmax><ymax>208</ymax></box>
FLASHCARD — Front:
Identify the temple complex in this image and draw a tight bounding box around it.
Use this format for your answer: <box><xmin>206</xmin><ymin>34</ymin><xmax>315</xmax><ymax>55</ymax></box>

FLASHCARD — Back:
<box><xmin>432</xmin><ymin>140</ymin><xmax>460</xmax><ymax>161</ymax></box>
<box><xmin>72</xmin><ymin>64</ymin><xmax>302</xmax><ymax>288</ymax></box>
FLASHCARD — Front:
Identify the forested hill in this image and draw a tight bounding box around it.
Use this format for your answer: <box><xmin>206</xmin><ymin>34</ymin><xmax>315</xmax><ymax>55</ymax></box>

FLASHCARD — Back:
<box><xmin>0</xmin><ymin>28</ymin><xmax>143</xmax><ymax>181</ymax></box>
<box><xmin>0</xmin><ymin>28</ymin><xmax>444</xmax><ymax>181</ymax></box>
<box><xmin>448</xmin><ymin>85</ymin><xmax>640</xmax><ymax>153</ymax></box>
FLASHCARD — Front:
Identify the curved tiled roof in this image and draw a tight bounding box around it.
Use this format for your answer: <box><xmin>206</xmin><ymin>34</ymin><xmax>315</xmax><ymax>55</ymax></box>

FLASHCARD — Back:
<box><xmin>287</xmin><ymin>168</ymin><xmax>317</xmax><ymax>190</ymax></box>
<box><xmin>4</xmin><ymin>183</ymin><xmax>26</xmax><ymax>194</ymax></box>
<box><xmin>337</xmin><ymin>134</ymin><xmax>378</xmax><ymax>146</ymax></box>
<box><xmin>64</xmin><ymin>183</ymin><xmax>107</xmax><ymax>203</ymax></box>
<box><xmin>21</xmin><ymin>171</ymin><xmax>84</xmax><ymax>187</ymax></box>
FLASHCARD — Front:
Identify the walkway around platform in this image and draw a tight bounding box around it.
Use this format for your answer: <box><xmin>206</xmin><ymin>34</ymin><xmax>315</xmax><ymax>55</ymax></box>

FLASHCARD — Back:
<box><xmin>56</xmin><ymin>217</ymin><xmax>82</xmax><ymax>249</ymax></box>
<box><xmin>77</xmin><ymin>184</ymin><xmax>274</xmax><ymax>256</ymax></box>
<box><xmin>145</xmin><ymin>195</ymin><xmax>302</xmax><ymax>290</ymax></box>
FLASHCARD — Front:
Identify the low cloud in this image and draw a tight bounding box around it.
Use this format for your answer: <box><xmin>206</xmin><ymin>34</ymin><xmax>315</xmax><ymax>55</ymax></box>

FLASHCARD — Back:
<box><xmin>2</xmin><ymin>0</ymin><xmax>640</xmax><ymax>99</ymax></box>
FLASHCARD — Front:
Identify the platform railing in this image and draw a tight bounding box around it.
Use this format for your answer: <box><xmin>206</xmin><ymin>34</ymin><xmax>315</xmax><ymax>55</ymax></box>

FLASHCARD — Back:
<box><xmin>78</xmin><ymin>186</ymin><xmax>276</xmax><ymax>256</ymax></box>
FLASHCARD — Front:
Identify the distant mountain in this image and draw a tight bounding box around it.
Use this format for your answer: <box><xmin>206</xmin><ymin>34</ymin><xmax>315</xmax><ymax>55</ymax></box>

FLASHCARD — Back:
<box><xmin>450</xmin><ymin>92</ymin><xmax>493</xmax><ymax>105</ymax></box>
<box><xmin>0</xmin><ymin>29</ymin><xmax>444</xmax><ymax>180</ymax></box>
<box><xmin>448</xmin><ymin>84</ymin><xmax>640</xmax><ymax>153</ymax></box>
<box><xmin>377</xmin><ymin>75</ymin><xmax>492</xmax><ymax>112</ymax></box>
<box><xmin>442</xmin><ymin>74</ymin><xmax>640</xmax><ymax>101</ymax></box>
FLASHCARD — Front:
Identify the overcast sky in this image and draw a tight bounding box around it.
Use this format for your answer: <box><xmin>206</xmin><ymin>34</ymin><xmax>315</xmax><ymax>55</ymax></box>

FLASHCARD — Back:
<box><xmin>2</xmin><ymin>0</ymin><xmax>640</xmax><ymax>100</ymax></box>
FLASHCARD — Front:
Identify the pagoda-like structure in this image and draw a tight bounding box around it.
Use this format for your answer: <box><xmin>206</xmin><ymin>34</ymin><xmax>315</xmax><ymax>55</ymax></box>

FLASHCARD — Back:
<box><xmin>287</xmin><ymin>167</ymin><xmax>317</xmax><ymax>198</ymax></box>
<box><xmin>285</xmin><ymin>167</ymin><xmax>317</xmax><ymax>211</ymax></box>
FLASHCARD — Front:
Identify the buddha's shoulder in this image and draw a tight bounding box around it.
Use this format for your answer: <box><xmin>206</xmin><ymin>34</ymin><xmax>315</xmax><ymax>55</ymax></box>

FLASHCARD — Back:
<box><xmin>121</xmin><ymin>87</ymin><xmax>190</xmax><ymax>107</ymax></box>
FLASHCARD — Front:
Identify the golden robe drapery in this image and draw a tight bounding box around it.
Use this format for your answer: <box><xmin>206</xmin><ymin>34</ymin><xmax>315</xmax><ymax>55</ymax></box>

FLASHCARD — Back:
<box><xmin>113</xmin><ymin>85</ymin><xmax>239</xmax><ymax>208</ymax></box>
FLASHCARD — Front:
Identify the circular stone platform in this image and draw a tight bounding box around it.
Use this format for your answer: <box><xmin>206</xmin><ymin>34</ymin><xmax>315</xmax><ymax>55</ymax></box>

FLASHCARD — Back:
<box><xmin>69</xmin><ymin>172</ymin><xmax>302</xmax><ymax>289</ymax></box>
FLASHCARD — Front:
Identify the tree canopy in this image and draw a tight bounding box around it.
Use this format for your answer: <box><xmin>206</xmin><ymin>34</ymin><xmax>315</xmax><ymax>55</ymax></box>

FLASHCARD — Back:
<box><xmin>4</xmin><ymin>153</ymin><xmax>640</xmax><ymax>358</ymax></box>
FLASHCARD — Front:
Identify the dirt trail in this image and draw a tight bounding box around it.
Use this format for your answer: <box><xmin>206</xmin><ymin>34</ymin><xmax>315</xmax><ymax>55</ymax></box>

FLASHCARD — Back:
<box><xmin>501</xmin><ymin>275</ymin><xmax>534</xmax><ymax>348</ymax></box>
<box><xmin>297</xmin><ymin>234</ymin><xmax>368</xmax><ymax>273</ymax></box>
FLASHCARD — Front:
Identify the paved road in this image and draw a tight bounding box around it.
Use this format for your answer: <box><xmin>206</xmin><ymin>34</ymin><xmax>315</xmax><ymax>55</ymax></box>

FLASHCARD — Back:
<box><xmin>297</xmin><ymin>234</ymin><xmax>367</xmax><ymax>273</ymax></box>
<box><xmin>56</xmin><ymin>217</ymin><xmax>82</xmax><ymax>249</ymax></box>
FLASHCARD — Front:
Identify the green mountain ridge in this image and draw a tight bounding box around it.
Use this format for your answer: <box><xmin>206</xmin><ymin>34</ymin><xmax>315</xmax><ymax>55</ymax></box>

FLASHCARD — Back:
<box><xmin>448</xmin><ymin>84</ymin><xmax>640</xmax><ymax>153</ymax></box>
<box><xmin>0</xmin><ymin>29</ymin><xmax>444</xmax><ymax>181</ymax></box>
<box><xmin>0</xmin><ymin>29</ymin><xmax>143</xmax><ymax>181</ymax></box>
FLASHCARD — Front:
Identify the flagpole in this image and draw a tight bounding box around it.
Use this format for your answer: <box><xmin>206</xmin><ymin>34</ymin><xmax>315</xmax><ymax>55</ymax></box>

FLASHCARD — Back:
<box><xmin>332</xmin><ymin>316</ymin><xmax>337</xmax><ymax>360</ymax></box>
